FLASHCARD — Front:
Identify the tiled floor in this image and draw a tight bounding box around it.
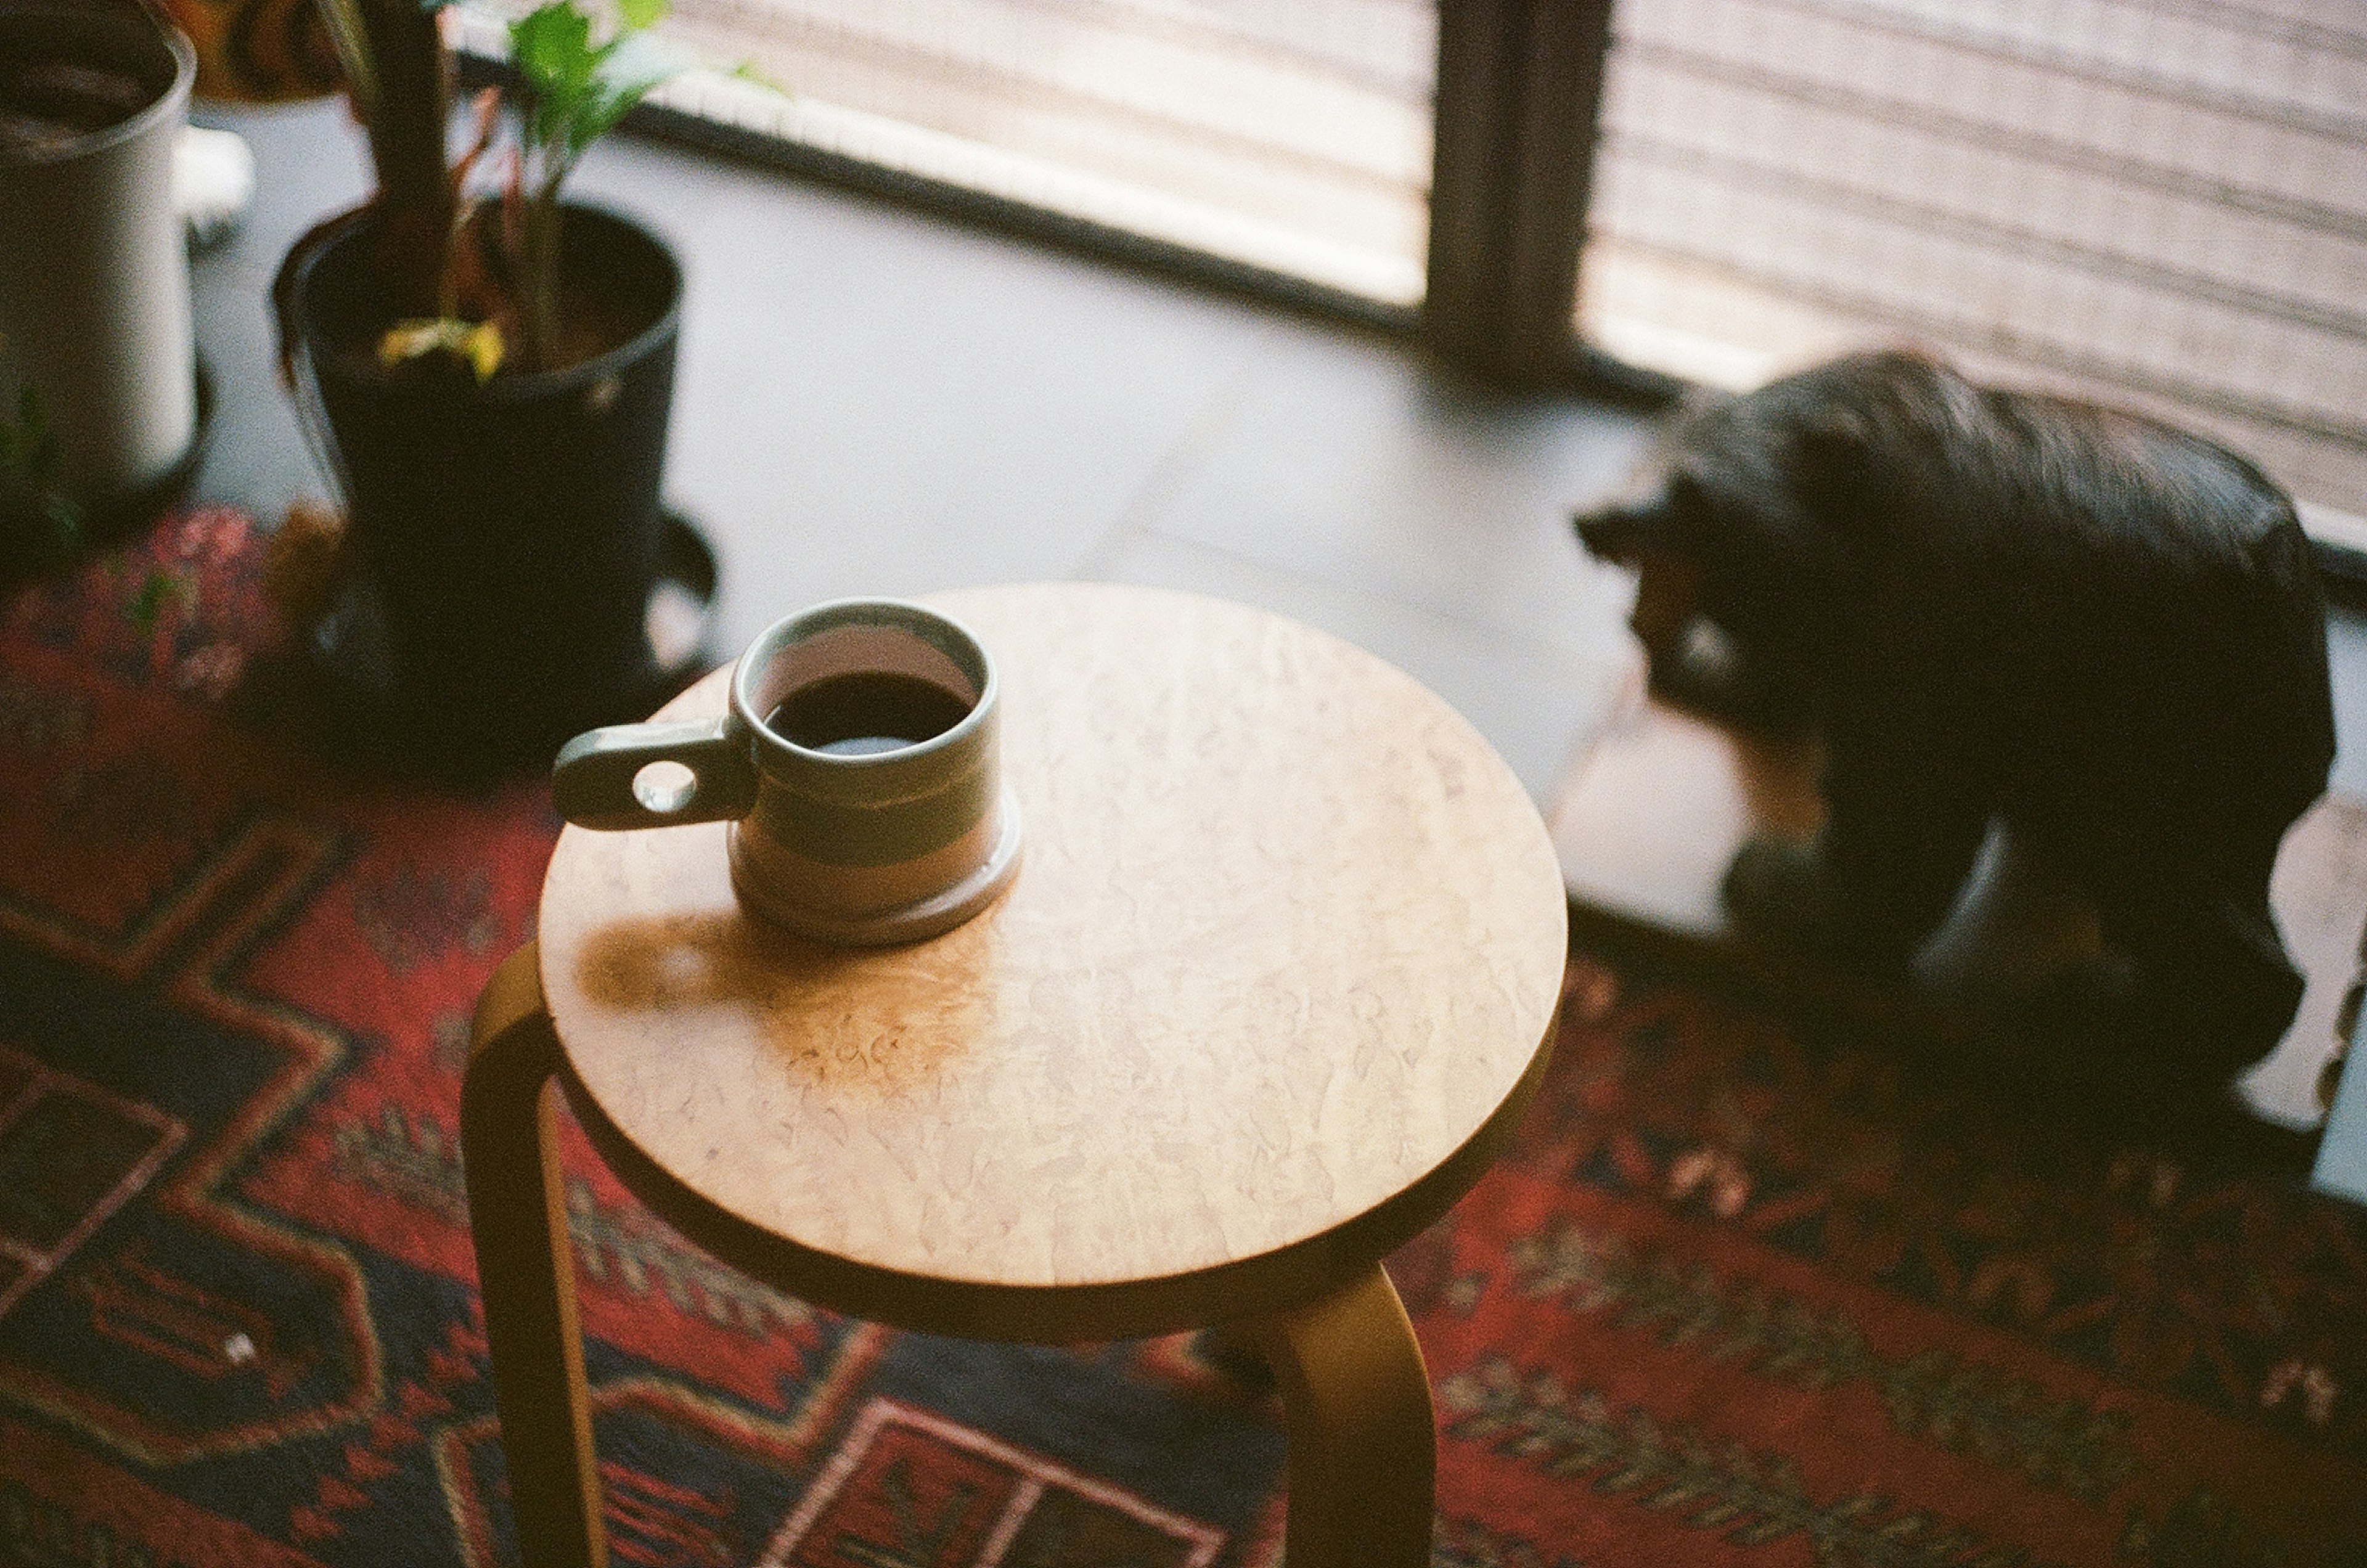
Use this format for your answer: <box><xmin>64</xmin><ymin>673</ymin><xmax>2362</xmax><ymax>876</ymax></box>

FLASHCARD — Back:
<box><xmin>189</xmin><ymin>99</ymin><xmax>2367</xmax><ymax>804</ymax></box>
<box><xmin>189</xmin><ymin>100</ymin><xmax>1649</xmax><ymax>799</ymax></box>
<box><xmin>190</xmin><ymin>99</ymin><xmax>2367</xmax><ymax>802</ymax></box>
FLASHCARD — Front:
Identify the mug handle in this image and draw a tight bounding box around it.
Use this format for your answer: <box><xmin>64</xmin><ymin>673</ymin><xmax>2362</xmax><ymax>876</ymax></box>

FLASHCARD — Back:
<box><xmin>552</xmin><ymin>716</ymin><xmax>761</xmax><ymax>830</ymax></box>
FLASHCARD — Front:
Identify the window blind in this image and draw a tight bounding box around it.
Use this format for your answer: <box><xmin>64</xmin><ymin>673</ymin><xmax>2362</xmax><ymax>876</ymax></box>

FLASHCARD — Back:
<box><xmin>455</xmin><ymin>0</ymin><xmax>1436</xmax><ymax>311</ymax></box>
<box><xmin>1579</xmin><ymin>0</ymin><xmax>2367</xmax><ymax>538</ymax></box>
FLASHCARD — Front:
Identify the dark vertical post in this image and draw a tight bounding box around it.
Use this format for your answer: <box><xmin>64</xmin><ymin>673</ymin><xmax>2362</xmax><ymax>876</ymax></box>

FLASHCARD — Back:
<box><xmin>1425</xmin><ymin>0</ymin><xmax>1524</xmax><ymax>375</ymax></box>
<box><xmin>1424</xmin><ymin>0</ymin><xmax>1623</xmax><ymax>391</ymax></box>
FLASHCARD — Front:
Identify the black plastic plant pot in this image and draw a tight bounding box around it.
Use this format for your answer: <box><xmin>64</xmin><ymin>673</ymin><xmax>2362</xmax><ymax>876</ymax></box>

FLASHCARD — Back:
<box><xmin>279</xmin><ymin>202</ymin><xmax>685</xmax><ymax>762</ymax></box>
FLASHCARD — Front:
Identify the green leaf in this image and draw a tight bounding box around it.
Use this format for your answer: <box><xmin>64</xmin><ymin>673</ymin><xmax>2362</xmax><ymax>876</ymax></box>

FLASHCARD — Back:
<box><xmin>571</xmin><ymin>31</ymin><xmax>685</xmax><ymax>155</ymax></box>
<box><xmin>128</xmin><ymin>568</ymin><xmax>181</xmax><ymax>635</ymax></box>
<box><xmin>510</xmin><ymin>1</ymin><xmax>593</xmax><ymax>83</ymax></box>
<box><xmin>730</xmin><ymin>59</ymin><xmax>792</xmax><ymax>96</ymax></box>
<box><xmin>506</xmin><ymin>2</ymin><xmax>696</xmax><ymax>165</ymax></box>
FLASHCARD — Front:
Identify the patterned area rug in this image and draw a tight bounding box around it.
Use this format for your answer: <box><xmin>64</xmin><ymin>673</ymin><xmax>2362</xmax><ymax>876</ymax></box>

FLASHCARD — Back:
<box><xmin>3</xmin><ymin>513</ymin><xmax>2365</xmax><ymax>1567</ymax></box>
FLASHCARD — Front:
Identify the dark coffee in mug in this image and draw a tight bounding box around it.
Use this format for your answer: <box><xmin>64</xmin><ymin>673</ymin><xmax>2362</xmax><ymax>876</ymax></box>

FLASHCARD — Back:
<box><xmin>766</xmin><ymin>671</ymin><xmax>972</xmax><ymax>757</ymax></box>
<box><xmin>552</xmin><ymin>597</ymin><xmax>1021</xmax><ymax>945</ymax></box>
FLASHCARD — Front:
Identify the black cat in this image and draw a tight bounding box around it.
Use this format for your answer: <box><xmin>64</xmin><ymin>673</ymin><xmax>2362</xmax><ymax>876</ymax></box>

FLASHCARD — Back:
<box><xmin>1576</xmin><ymin>350</ymin><xmax>2335</xmax><ymax>1111</ymax></box>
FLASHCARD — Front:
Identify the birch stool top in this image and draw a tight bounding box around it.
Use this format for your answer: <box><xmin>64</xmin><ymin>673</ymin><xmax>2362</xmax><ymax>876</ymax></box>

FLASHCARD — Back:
<box><xmin>536</xmin><ymin>582</ymin><xmax>1568</xmax><ymax>1341</ymax></box>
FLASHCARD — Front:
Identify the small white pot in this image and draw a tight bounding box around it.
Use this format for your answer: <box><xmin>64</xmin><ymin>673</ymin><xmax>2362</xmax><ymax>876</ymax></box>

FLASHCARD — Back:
<box><xmin>0</xmin><ymin>4</ymin><xmax>196</xmax><ymax>510</ymax></box>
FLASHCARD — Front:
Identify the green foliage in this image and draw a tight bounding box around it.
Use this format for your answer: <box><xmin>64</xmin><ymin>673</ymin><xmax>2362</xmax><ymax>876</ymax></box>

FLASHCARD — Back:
<box><xmin>504</xmin><ymin>0</ymin><xmax>690</xmax><ymax>368</ymax></box>
<box><xmin>1</xmin><ymin>381</ymin><xmax>83</xmax><ymax>555</ymax></box>
<box><xmin>125</xmin><ymin>561</ymin><xmax>196</xmax><ymax>637</ymax></box>
<box><xmin>2</xmin><ymin>379</ymin><xmax>192</xmax><ymax>628</ymax></box>
<box><xmin>324</xmin><ymin>0</ymin><xmax>754</xmax><ymax>374</ymax></box>
<box><xmin>729</xmin><ymin>59</ymin><xmax>790</xmax><ymax>94</ymax></box>
<box><xmin>510</xmin><ymin>1</ymin><xmax>683</xmax><ymax>181</ymax></box>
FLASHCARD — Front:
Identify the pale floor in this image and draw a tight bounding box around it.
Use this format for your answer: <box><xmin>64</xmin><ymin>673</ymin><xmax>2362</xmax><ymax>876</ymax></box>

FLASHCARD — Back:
<box><xmin>188</xmin><ymin>100</ymin><xmax>2367</xmax><ymax>1185</ymax></box>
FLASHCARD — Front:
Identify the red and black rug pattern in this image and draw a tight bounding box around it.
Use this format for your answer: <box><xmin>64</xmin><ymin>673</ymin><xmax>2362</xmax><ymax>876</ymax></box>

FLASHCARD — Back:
<box><xmin>2</xmin><ymin>513</ymin><xmax>2365</xmax><ymax>1567</ymax></box>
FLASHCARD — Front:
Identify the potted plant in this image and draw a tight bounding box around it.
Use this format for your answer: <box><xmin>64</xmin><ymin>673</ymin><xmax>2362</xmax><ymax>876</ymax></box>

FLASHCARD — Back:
<box><xmin>272</xmin><ymin>0</ymin><xmax>704</xmax><ymax>764</ymax></box>
<box><xmin>1</xmin><ymin>1</ymin><xmax>204</xmax><ymax>583</ymax></box>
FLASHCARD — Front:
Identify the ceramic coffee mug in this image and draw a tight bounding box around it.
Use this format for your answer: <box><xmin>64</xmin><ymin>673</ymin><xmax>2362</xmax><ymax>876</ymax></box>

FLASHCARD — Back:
<box><xmin>552</xmin><ymin>598</ymin><xmax>1021</xmax><ymax>945</ymax></box>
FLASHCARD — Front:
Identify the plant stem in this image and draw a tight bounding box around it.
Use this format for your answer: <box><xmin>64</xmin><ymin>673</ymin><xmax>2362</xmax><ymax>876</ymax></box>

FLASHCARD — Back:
<box><xmin>523</xmin><ymin>162</ymin><xmax>569</xmax><ymax>372</ymax></box>
<box><xmin>354</xmin><ymin>0</ymin><xmax>456</xmax><ymax>316</ymax></box>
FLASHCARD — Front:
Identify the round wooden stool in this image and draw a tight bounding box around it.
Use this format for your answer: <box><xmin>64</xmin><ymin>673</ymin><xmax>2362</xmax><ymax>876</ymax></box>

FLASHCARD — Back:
<box><xmin>462</xmin><ymin>582</ymin><xmax>1568</xmax><ymax>1567</ymax></box>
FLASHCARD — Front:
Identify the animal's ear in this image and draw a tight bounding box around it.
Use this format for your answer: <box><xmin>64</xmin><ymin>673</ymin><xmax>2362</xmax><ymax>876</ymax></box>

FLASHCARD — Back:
<box><xmin>1574</xmin><ymin>472</ymin><xmax>1698</xmax><ymax>563</ymax></box>
<box><xmin>1789</xmin><ymin>406</ymin><xmax>1873</xmax><ymax>525</ymax></box>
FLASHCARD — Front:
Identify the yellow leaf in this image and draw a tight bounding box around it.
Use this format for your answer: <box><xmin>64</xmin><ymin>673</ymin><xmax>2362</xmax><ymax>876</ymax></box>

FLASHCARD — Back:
<box><xmin>377</xmin><ymin>318</ymin><xmax>507</xmax><ymax>382</ymax></box>
<box><xmin>463</xmin><ymin>322</ymin><xmax>507</xmax><ymax>382</ymax></box>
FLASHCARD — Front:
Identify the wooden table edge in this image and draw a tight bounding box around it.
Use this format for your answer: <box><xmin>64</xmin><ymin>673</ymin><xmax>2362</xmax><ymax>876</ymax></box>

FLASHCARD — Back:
<box><xmin>550</xmin><ymin>998</ymin><xmax>1563</xmax><ymax>1343</ymax></box>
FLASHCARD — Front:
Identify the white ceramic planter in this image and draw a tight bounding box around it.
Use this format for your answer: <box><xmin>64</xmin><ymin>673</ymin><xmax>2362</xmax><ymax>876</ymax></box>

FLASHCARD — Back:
<box><xmin>0</xmin><ymin>5</ymin><xmax>196</xmax><ymax>510</ymax></box>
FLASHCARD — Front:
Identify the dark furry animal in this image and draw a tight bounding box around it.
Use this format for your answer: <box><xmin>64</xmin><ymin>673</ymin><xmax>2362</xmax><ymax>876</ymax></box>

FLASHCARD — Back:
<box><xmin>1575</xmin><ymin>350</ymin><xmax>2335</xmax><ymax>1103</ymax></box>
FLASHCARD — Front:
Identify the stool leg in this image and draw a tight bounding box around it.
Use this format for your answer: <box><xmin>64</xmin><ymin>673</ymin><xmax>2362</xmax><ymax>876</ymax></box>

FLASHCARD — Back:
<box><xmin>1249</xmin><ymin>1265</ymin><xmax>1435</xmax><ymax>1568</ymax></box>
<box><xmin>462</xmin><ymin>944</ymin><xmax>606</xmax><ymax>1568</ymax></box>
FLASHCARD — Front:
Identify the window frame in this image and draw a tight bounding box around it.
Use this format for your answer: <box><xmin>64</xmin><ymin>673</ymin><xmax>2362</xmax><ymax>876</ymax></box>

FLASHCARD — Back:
<box><xmin>454</xmin><ymin>0</ymin><xmax>1671</xmax><ymax>401</ymax></box>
